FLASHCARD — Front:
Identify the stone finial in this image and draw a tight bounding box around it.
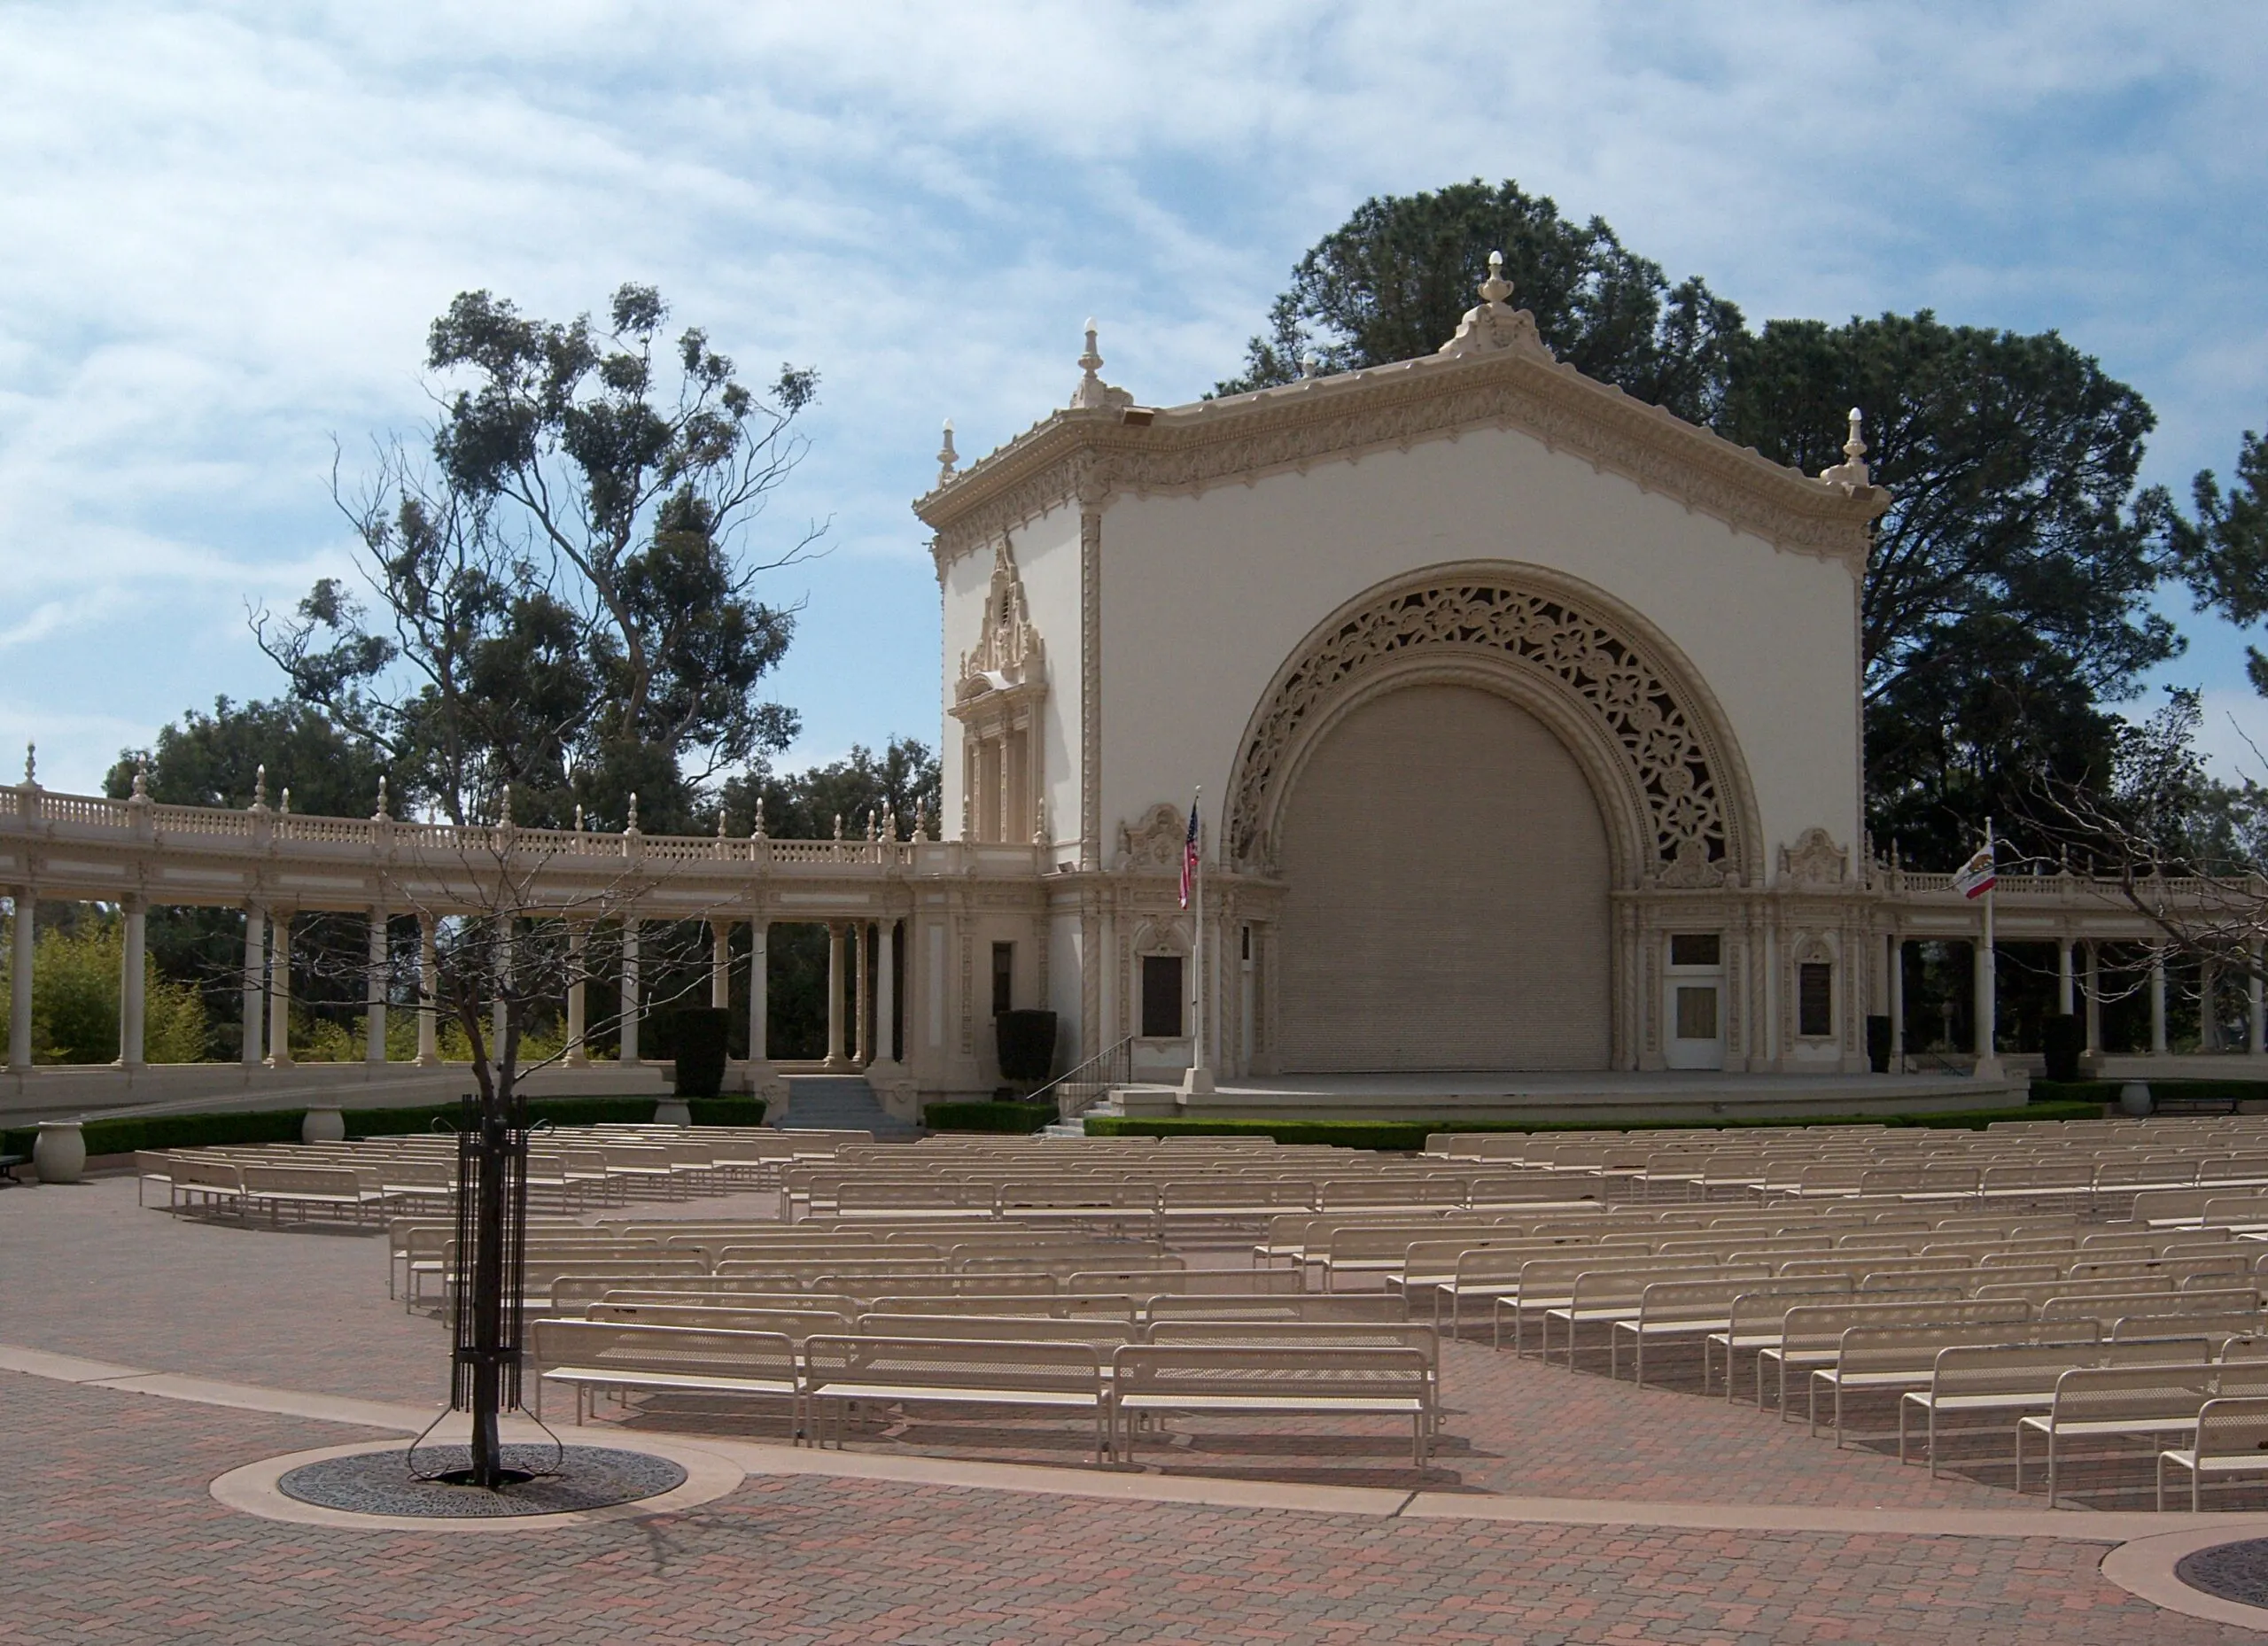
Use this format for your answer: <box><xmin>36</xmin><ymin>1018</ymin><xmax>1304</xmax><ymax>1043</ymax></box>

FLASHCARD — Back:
<box><xmin>1033</xmin><ymin>799</ymin><xmax>1048</xmax><ymax>847</ymax></box>
<box><xmin>1068</xmin><ymin>319</ymin><xmax>1131</xmax><ymax>411</ymax></box>
<box><xmin>833</xmin><ymin>812</ymin><xmax>844</xmax><ymax>841</ymax></box>
<box><xmin>1820</xmin><ymin>408</ymin><xmax>1873</xmax><ymax>493</ymax></box>
<box><xmin>1300</xmin><ymin>351</ymin><xmax>1320</xmax><ymax>379</ymax></box>
<box><xmin>882</xmin><ymin>803</ymin><xmax>896</xmax><ymax>842</ymax></box>
<box><xmin>373</xmin><ymin>774</ymin><xmax>389</xmax><ymax>819</ymax></box>
<box><xmin>1479</xmin><ymin>248</ymin><xmax>1513</xmax><ymax>305</ymax></box>
<box><xmin>864</xmin><ymin>811</ymin><xmax>876</xmax><ymax>842</ymax></box>
<box><xmin>252</xmin><ymin>764</ymin><xmax>268</xmax><ymax>811</ymax></box>
<box><xmin>22</xmin><ymin>741</ymin><xmax>35</xmax><ymax>787</ymax></box>
<box><xmin>1437</xmin><ymin>248</ymin><xmax>1547</xmax><ymax>360</ymax></box>
<box><xmin>717</xmin><ymin>807</ymin><xmax>729</xmax><ymax>839</ymax></box>
<box><xmin>625</xmin><ymin>792</ymin><xmax>640</xmax><ymax>833</ymax></box>
<box><xmin>936</xmin><ymin>420</ymin><xmax>959</xmax><ymax>485</ymax></box>
<box><xmin>573</xmin><ymin>802</ymin><xmax>585</xmax><ymax>833</ymax></box>
<box><xmin>752</xmin><ymin>796</ymin><xmax>766</xmax><ymax>840</ymax></box>
<box><xmin>499</xmin><ymin>783</ymin><xmax>512</xmax><ymax>827</ymax></box>
<box><xmin>280</xmin><ymin>787</ymin><xmax>291</xmax><ymax>815</ymax></box>
<box><xmin>131</xmin><ymin>757</ymin><xmax>149</xmax><ymax>801</ymax></box>
<box><xmin>913</xmin><ymin>803</ymin><xmax>928</xmax><ymax>844</ymax></box>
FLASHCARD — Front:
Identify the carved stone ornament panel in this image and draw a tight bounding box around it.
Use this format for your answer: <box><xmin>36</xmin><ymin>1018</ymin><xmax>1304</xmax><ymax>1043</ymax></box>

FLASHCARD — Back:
<box><xmin>1229</xmin><ymin>575</ymin><xmax>1742</xmax><ymax>882</ymax></box>
<box><xmin>1116</xmin><ymin>804</ymin><xmax>1185</xmax><ymax>872</ymax></box>
<box><xmin>953</xmin><ymin>536</ymin><xmax>1045</xmax><ymax>709</ymax></box>
<box><xmin>1779</xmin><ymin>827</ymin><xmax>1848</xmax><ymax>889</ymax></box>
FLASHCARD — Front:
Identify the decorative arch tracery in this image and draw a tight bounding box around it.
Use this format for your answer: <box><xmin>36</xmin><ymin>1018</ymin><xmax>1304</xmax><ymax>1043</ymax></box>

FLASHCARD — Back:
<box><xmin>1226</xmin><ymin>564</ymin><xmax>1760</xmax><ymax>889</ymax></box>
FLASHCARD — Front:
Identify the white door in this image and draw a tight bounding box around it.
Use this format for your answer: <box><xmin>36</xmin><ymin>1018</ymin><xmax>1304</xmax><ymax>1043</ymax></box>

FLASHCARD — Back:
<box><xmin>1664</xmin><ymin>933</ymin><xmax>1726</xmax><ymax>1070</ymax></box>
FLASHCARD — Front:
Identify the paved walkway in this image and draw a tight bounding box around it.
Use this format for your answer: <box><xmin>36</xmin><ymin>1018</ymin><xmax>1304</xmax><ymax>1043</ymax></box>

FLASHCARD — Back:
<box><xmin>4</xmin><ymin>1175</ymin><xmax>2267</xmax><ymax>1642</ymax></box>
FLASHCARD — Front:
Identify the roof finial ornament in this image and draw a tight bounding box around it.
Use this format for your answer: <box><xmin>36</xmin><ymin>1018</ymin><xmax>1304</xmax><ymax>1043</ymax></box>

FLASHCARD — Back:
<box><xmin>833</xmin><ymin>812</ymin><xmax>844</xmax><ymax>841</ymax></box>
<box><xmin>573</xmin><ymin>802</ymin><xmax>585</xmax><ymax>833</ymax></box>
<box><xmin>131</xmin><ymin>757</ymin><xmax>149</xmax><ymax>802</ymax></box>
<box><xmin>1437</xmin><ymin>248</ymin><xmax>1547</xmax><ymax>360</ymax></box>
<box><xmin>499</xmin><ymin>783</ymin><xmax>512</xmax><ymax>827</ymax></box>
<box><xmin>21</xmin><ymin>741</ymin><xmax>35</xmax><ymax>787</ymax></box>
<box><xmin>752</xmin><ymin>796</ymin><xmax>766</xmax><ymax>840</ymax></box>
<box><xmin>913</xmin><ymin>803</ymin><xmax>928</xmax><ymax>844</ymax></box>
<box><xmin>1072</xmin><ymin>318</ymin><xmax>1109</xmax><ymax>409</ymax></box>
<box><xmin>373</xmin><ymin>773</ymin><xmax>389</xmax><ymax>819</ymax></box>
<box><xmin>1300</xmin><ymin>351</ymin><xmax>1321</xmax><ymax>379</ymax></box>
<box><xmin>717</xmin><ymin>807</ymin><xmax>729</xmax><ymax>839</ymax></box>
<box><xmin>625</xmin><ymin>792</ymin><xmax>639</xmax><ymax>833</ymax></box>
<box><xmin>252</xmin><ymin>764</ymin><xmax>268</xmax><ymax>811</ymax></box>
<box><xmin>936</xmin><ymin>419</ymin><xmax>959</xmax><ymax>485</ymax></box>
<box><xmin>279</xmin><ymin>787</ymin><xmax>291</xmax><ymax>815</ymax></box>
<box><xmin>1820</xmin><ymin>407</ymin><xmax>1873</xmax><ymax>493</ymax></box>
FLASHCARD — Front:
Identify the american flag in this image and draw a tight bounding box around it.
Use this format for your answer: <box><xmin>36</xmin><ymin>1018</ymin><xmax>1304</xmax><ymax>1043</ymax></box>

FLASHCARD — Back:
<box><xmin>1178</xmin><ymin>798</ymin><xmax>1200</xmax><ymax>909</ymax></box>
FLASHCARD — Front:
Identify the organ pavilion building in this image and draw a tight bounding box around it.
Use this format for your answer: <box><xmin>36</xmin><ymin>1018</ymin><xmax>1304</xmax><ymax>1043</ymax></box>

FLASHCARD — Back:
<box><xmin>919</xmin><ymin>256</ymin><xmax>1890</xmax><ymax>1093</ymax></box>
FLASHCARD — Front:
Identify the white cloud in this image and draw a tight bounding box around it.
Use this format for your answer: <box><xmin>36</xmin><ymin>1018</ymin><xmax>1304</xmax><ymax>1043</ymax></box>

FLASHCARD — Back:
<box><xmin>0</xmin><ymin>0</ymin><xmax>2264</xmax><ymax>794</ymax></box>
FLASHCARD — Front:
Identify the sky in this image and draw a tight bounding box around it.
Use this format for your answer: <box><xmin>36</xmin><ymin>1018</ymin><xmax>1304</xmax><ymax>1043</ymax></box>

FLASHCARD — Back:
<box><xmin>1</xmin><ymin>1</ymin><xmax>2264</xmax><ymax>800</ymax></box>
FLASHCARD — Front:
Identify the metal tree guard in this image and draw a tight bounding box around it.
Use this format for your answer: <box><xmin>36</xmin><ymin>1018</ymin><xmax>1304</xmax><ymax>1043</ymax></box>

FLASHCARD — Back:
<box><xmin>448</xmin><ymin>1083</ymin><xmax>531</xmax><ymax>1489</ymax></box>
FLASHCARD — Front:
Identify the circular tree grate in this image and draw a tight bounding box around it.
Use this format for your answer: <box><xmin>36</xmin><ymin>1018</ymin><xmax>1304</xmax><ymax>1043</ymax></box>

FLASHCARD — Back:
<box><xmin>2175</xmin><ymin>1539</ymin><xmax>2268</xmax><ymax>1610</ymax></box>
<box><xmin>278</xmin><ymin>1445</ymin><xmax>687</xmax><ymax>1519</ymax></box>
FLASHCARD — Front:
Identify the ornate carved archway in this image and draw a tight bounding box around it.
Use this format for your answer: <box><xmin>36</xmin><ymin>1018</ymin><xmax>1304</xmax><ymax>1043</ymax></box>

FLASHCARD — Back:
<box><xmin>1225</xmin><ymin>563</ymin><xmax>1762</xmax><ymax>890</ymax></box>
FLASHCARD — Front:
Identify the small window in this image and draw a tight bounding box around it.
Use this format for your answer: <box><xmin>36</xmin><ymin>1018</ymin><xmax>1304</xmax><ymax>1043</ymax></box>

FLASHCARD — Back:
<box><xmin>1240</xmin><ymin>925</ymin><xmax>1252</xmax><ymax>962</ymax></box>
<box><xmin>1141</xmin><ymin>954</ymin><xmax>1184</xmax><ymax>1038</ymax></box>
<box><xmin>990</xmin><ymin>943</ymin><xmax>1014</xmax><ymax>1017</ymax></box>
<box><xmin>1674</xmin><ymin>985</ymin><xmax>1719</xmax><ymax>1041</ymax></box>
<box><xmin>1670</xmin><ymin>933</ymin><xmax>1721</xmax><ymax>968</ymax></box>
<box><xmin>1798</xmin><ymin>962</ymin><xmax>1833</xmax><ymax>1037</ymax></box>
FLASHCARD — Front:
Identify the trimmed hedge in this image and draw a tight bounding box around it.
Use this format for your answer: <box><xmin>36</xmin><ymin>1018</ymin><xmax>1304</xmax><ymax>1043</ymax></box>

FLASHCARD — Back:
<box><xmin>3</xmin><ymin>1091</ymin><xmax>765</xmax><ymax>1161</ymax></box>
<box><xmin>924</xmin><ymin>1099</ymin><xmax>1055</xmax><ymax>1134</ymax></box>
<box><xmin>2032</xmin><ymin>1079</ymin><xmax>2268</xmax><ymax>1107</ymax></box>
<box><xmin>1084</xmin><ymin>1102</ymin><xmax>2107</xmax><ymax>1151</ymax></box>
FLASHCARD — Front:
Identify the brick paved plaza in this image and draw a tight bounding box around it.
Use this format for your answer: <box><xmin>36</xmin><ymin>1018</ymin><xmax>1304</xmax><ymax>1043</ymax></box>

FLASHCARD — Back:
<box><xmin>5</xmin><ymin>1173</ymin><xmax>2268</xmax><ymax>1642</ymax></box>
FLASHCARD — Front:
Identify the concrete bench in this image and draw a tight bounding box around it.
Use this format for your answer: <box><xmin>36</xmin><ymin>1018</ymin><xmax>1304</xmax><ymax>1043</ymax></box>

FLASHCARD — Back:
<box><xmin>2161</xmin><ymin>1394</ymin><xmax>2268</xmax><ymax>1509</ymax></box>
<box><xmin>1112</xmin><ymin>1343</ymin><xmax>1435</xmax><ymax>1468</ymax></box>
<box><xmin>803</xmin><ymin>1334</ymin><xmax>1112</xmax><ymax>1463</ymax></box>
<box><xmin>531</xmin><ymin>1320</ymin><xmax>801</xmax><ymax>1426</ymax></box>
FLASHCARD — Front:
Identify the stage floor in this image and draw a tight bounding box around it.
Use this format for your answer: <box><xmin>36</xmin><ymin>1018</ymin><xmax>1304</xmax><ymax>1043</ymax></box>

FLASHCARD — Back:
<box><xmin>1121</xmin><ymin>1068</ymin><xmax>2027</xmax><ymax>1122</ymax></box>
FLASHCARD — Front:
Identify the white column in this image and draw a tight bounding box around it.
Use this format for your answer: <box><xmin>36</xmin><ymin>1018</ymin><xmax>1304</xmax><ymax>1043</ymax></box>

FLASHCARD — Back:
<box><xmin>118</xmin><ymin>897</ymin><xmax>146</xmax><ymax>1069</ymax></box>
<box><xmin>824</xmin><ymin>921</ymin><xmax>847</xmax><ymax>1068</ymax></box>
<box><xmin>2150</xmin><ymin>949</ymin><xmax>2169</xmax><ymax>1056</ymax></box>
<box><xmin>365</xmin><ymin>909</ymin><xmax>387</xmax><ymax>1064</ymax></box>
<box><xmin>2085</xmin><ymin>942</ymin><xmax>2103</xmax><ymax>1054</ymax></box>
<box><xmin>416</xmin><ymin>915</ymin><xmax>439</xmax><ymax>1066</ymax></box>
<box><xmin>2251</xmin><ymin>940</ymin><xmax>2264</xmax><ymax>1058</ymax></box>
<box><xmin>874</xmin><ymin>919</ymin><xmax>898</xmax><ymax>1068</ymax></box>
<box><xmin>1972</xmin><ymin>932</ymin><xmax>1998</xmax><ymax>1075</ymax></box>
<box><xmin>565</xmin><ymin>920</ymin><xmax>589</xmax><ymax>1067</ymax></box>
<box><xmin>619</xmin><ymin>919</ymin><xmax>641</xmax><ymax>1065</ymax></box>
<box><xmin>854</xmin><ymin>923</ymin><xmax>872</xmax><ymax>1067</ymax></box>
<box><xmin>748</xmin><ymin>920</ymin><xmax>770</xmax><ymax>1065</ymax></box>
<box><xmin>1887</xmin><ymin>935</ymin><xmax>1905</xmax><ymax>1070</ymax></box>
<box><xmin>2057</xmin><ymin>938</ymin><xmax>2075</xmax><ymax>1016</ymax></box>
<box><xmin>267</xmin><ymin>908</ymin><xmax>294</xmax><ymax>1067</ymax></box>
<box><xmin>711</xmin><ymin>920</ymin><xmax>731</xmax><ymax>1009</ymax></box>
<box><xmin>9</xmin><ymin>889</ymin><xmax>34</xmax><ymax>1072</ymax></box>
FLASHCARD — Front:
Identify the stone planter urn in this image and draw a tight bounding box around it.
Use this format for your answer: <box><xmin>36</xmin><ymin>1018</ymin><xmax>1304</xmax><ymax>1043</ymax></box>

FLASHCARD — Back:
<box><xmin>654</xmin><ymin>1099</ymin><xmax>693</xmax><ymax>1127</ymax></box>
<box><xmin>2118</xmin><ymin>1081</ymin><xmax>2153</xmax><ymax>1118</ymax></box>
<box><xmin>302</xmin><ymin>1106</ymin><xmax>346</xmax><ymax>1144</ymax></box>
<box><xmin>33</xmin><ymin>1120</ymin><xmax>86</xmax><ymax>1184</ymax></box>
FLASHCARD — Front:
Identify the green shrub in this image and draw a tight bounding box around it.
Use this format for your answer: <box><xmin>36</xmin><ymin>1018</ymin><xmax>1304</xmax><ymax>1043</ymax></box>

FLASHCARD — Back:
<box><xmin>0</xmin><ymin>917</ymin><xmax>208</xmax><ymax>1064</ymax></box>
<box><xmin>1084</xmin><ymin>1102</ymin><xmax>2106</xmax><ymax>1150</ymax></box>
<box><xmin>0</xmin><ymin>1091</ymin><xmax>769</xmax><ymax>1161</ymax></box>
<box><xmin>672</xmin><ymin>1009</ymin><xmax>731</xmax><ymax>1098</ymax></box>
<box><xmin>925</xmin><ymin>1099</ymin><xmax>1053</xmax><ymax>1134</ymax></box>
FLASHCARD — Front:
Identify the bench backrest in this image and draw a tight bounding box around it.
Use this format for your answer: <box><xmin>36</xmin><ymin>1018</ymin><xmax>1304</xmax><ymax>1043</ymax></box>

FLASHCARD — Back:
<box><xmin>1570</xmin><ymin>1263</ymin><xmax>1770</xmax><ymax>1312</ymax></box>
<box><xmin>529</xmin><ymin>1320</ymin><xmax>797</xmax><ymax>1382</ymax></box>
<box><xmin>586</xmin><ymin>1302</ymin><xmax>856</xmax><ymax>1339</ymax></box>
<box><xmin>2043</xmin><ymin>1287</ymin><xmax>2258</xmax><ymax>1327</ymax></box>
<box><xmin>856</xmin><ymin>1313</ymin><xmax>1133</xmax><ymax>1349</ymax></box>
<box><xmin>1144</xmin><ymin>1293</ymin><xmax>1410</xmax><ymax>1324</ymax></box>
<box><xmin>1112</xmin><ymin>1342</ymin><xmax>1431</xmax><ymax>1401</ymax></box>
<box><xmin>2045</xmin><ymin>1359</ymin><xmax>2218</xmax><ymax>1425</ymax></box>
<box><xmin>803</xmin><ymin>1333</ymin><xmax>1104</xmax><ymax>1394</ymax></box>
<box><xmin>240</xmin><ymin>1165</ymin><xmax>368</xmax><ymax>1196</ymax></box>
<box><xmin>1836</xmin><ymin>1322</ymin><xmax>2091</xmax><ymax>1378</ymax></box>
<box><xmin>1777</xmin><ymin>1297</ymin><xmax>2030</xmax><ymax>1355</ymax></box>
<box><xmin>1925</xmin><ymin>1337</ymin><xmax>2110</xmax><ymax>1398</ymax></box>
<box><xmin>1068</xmin><ymin>1268</ymin><xmax>1301</xmax><ymax>1296</ymax></box>
<box><xmin>868</xmin><ymin>1292</ymin><xmax>1137</xmax><ymax>1320</ymax></box>
<box><xmin>1146</xmin><ymin>1321</ymin><xmax>1440</xmax><ymax>1370</ymax></box>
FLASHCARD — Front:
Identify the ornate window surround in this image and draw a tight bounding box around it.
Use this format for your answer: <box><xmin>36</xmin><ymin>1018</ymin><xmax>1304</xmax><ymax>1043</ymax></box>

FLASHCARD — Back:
<box><xmin>951</xmin><ymin>537</ymin><xmax>1047</xmax><ymax>843</ymax></box>
<box><xmin>1223</xmin><ymin>561</ymin><xmax>1764</xmax><ymax>892</ymax></box>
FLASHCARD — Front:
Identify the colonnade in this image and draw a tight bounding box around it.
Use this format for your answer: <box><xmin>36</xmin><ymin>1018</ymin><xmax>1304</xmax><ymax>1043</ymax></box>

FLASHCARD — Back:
<box><xmin>3</xmin><ymin>893</ymin><xmax>907</xmax><ymax>1076</ymax></box>
<box><xmin>1883</xmin><ymin>931</ymin><xmax>2268</xmax><ymax>1068</ymax></box>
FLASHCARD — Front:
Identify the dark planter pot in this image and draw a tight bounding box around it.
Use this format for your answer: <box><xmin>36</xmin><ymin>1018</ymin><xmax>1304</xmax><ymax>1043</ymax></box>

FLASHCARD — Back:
<box><xmin>1865</xmin><ymin>1015</ymin><xmax>1892</xmax><ymax>1074</ymax></box>
<box><xmin>996</xmin><ymin>1010</ymin><xmax>1059</xmax><ymax>1086</ymax></box>
<box><xmin>672</xmin><ymin>1007</ymin><xmax>730</xmax><ymax>1098</ymax></box>
<box><xmin>2041</xmin><ymin>1013</ymin><xmax>2085</xmax><ymax>1084</ymax></box>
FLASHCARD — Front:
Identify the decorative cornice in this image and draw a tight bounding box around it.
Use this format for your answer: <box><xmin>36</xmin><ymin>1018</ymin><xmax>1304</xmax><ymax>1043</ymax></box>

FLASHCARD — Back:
<box><xmin>917</xmin><ymin>339</ymin><xmax>1887</xmax><ymax>574</ymax></box>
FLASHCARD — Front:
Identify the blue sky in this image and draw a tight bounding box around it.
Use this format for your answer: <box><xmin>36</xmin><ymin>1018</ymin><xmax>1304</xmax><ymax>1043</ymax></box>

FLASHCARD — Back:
<box><xmin>2</xmin><ymin>1</ymin><xmax>2264</xmax><ymax>799</ymax></box>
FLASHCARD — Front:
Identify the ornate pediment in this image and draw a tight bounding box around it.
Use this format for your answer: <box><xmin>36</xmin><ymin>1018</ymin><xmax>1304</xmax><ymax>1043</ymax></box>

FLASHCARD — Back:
<box><xmin>952</xmin><ymin>536</ymin><xmax>1045</xmax><ymax>711</ymax></box>
<box><xmin>1779</xmin><ymin>827</ymin><xmax>1849</xmax><ymax>889</ymax></box>
<box><xmin>1115</xmin><ymin>803</ymin><xmax>1185</xmax><ymax>872</ymax></box>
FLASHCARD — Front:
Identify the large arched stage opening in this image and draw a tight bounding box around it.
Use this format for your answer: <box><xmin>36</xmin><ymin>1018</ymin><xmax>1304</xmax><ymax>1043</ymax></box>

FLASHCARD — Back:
<box><xmin>1226</xmin><ymin>562</ymin><xmax>1764</xmax><ymax>1074</ymax></box>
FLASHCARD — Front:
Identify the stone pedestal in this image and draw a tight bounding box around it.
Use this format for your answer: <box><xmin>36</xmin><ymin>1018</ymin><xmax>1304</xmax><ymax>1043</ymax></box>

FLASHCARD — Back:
<box><xmin>654</xmin><ymin>1099</ymin><xmax>693</xmax><ymax>1127</ymax></box>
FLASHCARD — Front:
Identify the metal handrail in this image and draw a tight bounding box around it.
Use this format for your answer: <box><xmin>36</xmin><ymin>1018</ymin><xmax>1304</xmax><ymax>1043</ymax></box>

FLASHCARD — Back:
<box><xmin>1029</xmin><ymin>1034</ymin><xmax>1137</xmax><ymax>1122</ymax></box>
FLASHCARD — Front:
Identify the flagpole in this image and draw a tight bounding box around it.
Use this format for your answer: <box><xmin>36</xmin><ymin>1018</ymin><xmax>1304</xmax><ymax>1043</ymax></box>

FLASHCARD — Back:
<box><xmin>1182</xmin><ymin>786</ymin><xmax>1214</xmax><ymax>1098</ymax></box>
<box><xmin>1975</xmin><ymin>816</ymin><xmax>2002</xmax><ymax>1082</ymax></box>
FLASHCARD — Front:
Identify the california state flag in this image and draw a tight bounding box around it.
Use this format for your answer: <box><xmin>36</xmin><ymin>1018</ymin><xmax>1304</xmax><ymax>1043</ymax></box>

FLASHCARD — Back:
<box><xmin>1951</xmin><ymin>842</ymin><xmax>1996</xmax><ymax>901</ymax></box>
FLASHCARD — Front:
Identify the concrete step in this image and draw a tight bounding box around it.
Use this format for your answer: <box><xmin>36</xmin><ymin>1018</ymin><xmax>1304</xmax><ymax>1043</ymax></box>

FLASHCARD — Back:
<box><xmin>777</xmin><ymin>1075</ymin><xmax>921</xmax><ymax>1138</ymax></box>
